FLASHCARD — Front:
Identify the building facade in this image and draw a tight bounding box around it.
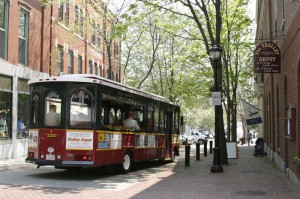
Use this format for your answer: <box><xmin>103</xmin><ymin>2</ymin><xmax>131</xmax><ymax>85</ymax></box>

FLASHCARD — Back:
<box><xmin>0</xmin><ymin>0</ymin><xmax>121</xmax><ymax>159</ymax></box>
<box><xmin>255</xmin><ymin>0</ymin><xmax>300</xmax><ymax>185</ymax></box>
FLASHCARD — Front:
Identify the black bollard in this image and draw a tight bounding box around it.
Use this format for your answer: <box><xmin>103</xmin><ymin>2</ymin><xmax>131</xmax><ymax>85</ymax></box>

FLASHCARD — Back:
<box><xmin>204</xmin><ymin>140</ymin><xmax>208</xmax><ymax>156</ymax></box>
<box><xmin>210</xmin><ymin>140</ymin><xmax>213</xmax><ymax>153</ymax></box>
<box><xmin>185</xmin><ymin>144</ymin><xmax>190</xmax><ymax>166</ymax></box>
<box><xmin>196</xmin><ymin>142</ymin><xmax>200</xmax><ymax>160</ymax></box>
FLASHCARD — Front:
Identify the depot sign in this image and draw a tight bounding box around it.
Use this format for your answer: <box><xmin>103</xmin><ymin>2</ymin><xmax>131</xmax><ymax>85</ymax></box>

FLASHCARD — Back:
<box><xmin>254</xmin><ymin>42</ymin><xmax>281</xmax><ymax>73</ymax></box>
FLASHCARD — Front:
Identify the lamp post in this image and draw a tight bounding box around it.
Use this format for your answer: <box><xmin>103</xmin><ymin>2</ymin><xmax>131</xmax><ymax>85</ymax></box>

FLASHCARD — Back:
<box><xmin>209</xmin><ymin>44</ymin><xmax>224</xmax><ymax>173</ymax></box>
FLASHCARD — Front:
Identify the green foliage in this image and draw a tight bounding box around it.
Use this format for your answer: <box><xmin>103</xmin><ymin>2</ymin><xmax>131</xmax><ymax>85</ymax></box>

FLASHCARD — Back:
<box><xmin>121</xmin><ymin>0</ymin><xmax>256</xmax><ymax>136</ymax></box>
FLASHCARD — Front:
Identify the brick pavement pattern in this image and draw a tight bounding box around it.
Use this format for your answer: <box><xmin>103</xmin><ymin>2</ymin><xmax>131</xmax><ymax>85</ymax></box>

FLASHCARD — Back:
<box><xmin>0</xmin><ymin>144</ymin><xmax>300</xmax><ymax>199</ymax></box>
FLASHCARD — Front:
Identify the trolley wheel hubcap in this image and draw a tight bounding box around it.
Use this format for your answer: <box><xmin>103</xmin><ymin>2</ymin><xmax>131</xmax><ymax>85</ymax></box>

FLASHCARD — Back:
<box><xmin>123</xmin><ymin>154</ymin><xmax>131</xmax><ymax>170</ymax></box>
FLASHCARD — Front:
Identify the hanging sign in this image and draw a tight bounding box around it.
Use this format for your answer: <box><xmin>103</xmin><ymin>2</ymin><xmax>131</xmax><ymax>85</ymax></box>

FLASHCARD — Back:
<box><xmin>212</xmin><ymin>92</ymin><xmax>222</xmax><ymax>106</ymax></box>
<box><xmin>241</xmin><ymin>99</ymin><xmax>262</xmax><ymax>125</ymax></box>
<box><xmin>254</xmin><ymin>42</ymin><xmax>281</xmax><ymax>73</ymax></box>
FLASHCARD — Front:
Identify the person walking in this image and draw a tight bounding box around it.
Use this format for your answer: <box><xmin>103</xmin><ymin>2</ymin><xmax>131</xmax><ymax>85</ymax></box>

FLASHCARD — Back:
<box><xmin>247</xmin><ymin>131</ymin><xmax>252</xmax><ymax>146</ymax></box>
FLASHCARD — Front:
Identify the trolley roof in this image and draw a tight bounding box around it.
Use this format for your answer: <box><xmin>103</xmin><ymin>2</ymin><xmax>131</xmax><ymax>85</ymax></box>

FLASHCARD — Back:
<box><xmin>28</xmin><ymin>74</ymin><xmax>172</xmax><ymax>104</ymax></box>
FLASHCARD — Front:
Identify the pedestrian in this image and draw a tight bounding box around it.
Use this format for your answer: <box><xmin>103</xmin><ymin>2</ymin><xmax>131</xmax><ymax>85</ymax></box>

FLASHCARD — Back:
<box><xmin>17</xmin><ymin>116</ymin><xmax>23</xmax><ymax>137</ymax></box>
<box><xmin>247</xmin><ymin>131</ymin><xmax>252</xmax><ymax>146</ymax></box>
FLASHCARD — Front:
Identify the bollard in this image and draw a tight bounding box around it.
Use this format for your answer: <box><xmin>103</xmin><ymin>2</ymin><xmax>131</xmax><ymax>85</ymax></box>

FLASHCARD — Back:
<box><xmin>185</xmin><ymin>144</ymin><xmax>190</xmax><ymax>166</ymax></box>
<box><xmin>196</xmin><ymin>143</ymin><xmax>200</xmax><ymax>160</ymax></box>
<box><xmin>210</xmin><ymin>140</ymin><xmax>213</xmax><ymax>153</ymax></box>
<box><xmin>204</xmin><ymin>140</ymin><xmax>208</xmax><ymax>157</ymax></box>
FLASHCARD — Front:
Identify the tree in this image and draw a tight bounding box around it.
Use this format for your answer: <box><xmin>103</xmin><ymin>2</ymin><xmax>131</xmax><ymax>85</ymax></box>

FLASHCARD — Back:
<box><xmin>221</xmin><ymin>0</ymin><xmax>256</xmax><ymax>142</ymax></box>
<box><xmin>124</xmin><ymin>0</ymin><xmax>256</xmax><ymax>164</ymax></box>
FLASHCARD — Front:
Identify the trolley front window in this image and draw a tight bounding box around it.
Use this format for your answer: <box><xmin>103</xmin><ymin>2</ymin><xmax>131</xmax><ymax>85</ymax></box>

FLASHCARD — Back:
<box><xmin>70</xmin><ymin>89</ymin><xmax>93</xmax><ymax>128</ymax></box>
<box><xmin>44</xmin><ymin>91</ymin><xmax>61</xmax><ymax>127</ymax></box>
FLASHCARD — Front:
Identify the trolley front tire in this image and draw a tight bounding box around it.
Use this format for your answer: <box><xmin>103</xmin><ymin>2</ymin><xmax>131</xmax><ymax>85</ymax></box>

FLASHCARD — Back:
<box><xmin>117</xmin><ymin>152</ymin><xmax>132</xmax><ymax>174</ymax></box>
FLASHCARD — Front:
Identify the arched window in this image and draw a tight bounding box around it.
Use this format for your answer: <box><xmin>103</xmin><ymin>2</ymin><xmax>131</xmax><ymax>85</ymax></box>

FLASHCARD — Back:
<box><xmin>69</xmin><ymin>89</ymin><xmax>93</xmax><ymax>128</ymax></box>
<box><xmin>44</xmin><ymin>91</ymin><xmax>61</xmax><ymax>127</ymax></box>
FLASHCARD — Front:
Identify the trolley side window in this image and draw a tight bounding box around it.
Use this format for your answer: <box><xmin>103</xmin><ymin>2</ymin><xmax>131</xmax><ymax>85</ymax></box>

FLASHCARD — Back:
<box><xmin>174</xmin><ymin>110</ymin><xmax>180</xmax><ymax>133</ymax></box>
<box><xmin>70</xmin><ymin>89</ymin><xmax>93</xmax><ymax>128</ymax></box>
<box><xmin>100</xmin><ymin>94</ymin><xmax>144</xmax><ymax>131</ymax></box>
<box><xmin>160</xmin><ymin>109</ymin><xmax>165</xmax><ymax>133</ymax></box>
<box><xmin>44</xmin><ymin>91</ymin><xmax>62</xmax><ymax>127</ymax></box>
<box><xmin>147</xmin><ymin>106</ymin><xmax>154</xmax><ymax>131</ymax></box>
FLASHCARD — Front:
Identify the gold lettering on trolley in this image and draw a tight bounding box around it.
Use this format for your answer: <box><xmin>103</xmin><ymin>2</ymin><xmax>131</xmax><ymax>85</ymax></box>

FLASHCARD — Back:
<box><xmin>81</xmin><ymin>138</ymin><xmax>92</xmax><ymax>142</ymax></box>
<box><xmin>47</xmin><ymin>133</ymin><xmax>57</xmax><ymax>138</ymax></box>
<box><xmin>68</xmin><ymin>137</ymin><xmax>80</xmax><ymax>142</ymax></box>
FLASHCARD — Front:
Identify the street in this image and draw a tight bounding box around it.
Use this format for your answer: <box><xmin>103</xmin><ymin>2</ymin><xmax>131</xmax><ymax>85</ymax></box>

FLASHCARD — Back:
<box><xmin>1</xmin><ymin>142</ymin><xmax>300</xmax><ymax>199</ymax></box>
<box><xmin>0</xmin><ymin>145</ymin><xmax>194</xmax><ymax>199</ymax></box>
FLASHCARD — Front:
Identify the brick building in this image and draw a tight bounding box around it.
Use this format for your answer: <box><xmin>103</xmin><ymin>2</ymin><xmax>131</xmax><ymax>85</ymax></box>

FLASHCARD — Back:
<box><xmin>255</xmin><ymin>0</ymin><xmax>300</xmax><ymax>186</ymax></box>
<box><xmin>0</xmin><ymin>0</ymin><xmax>121</xmax><ymax>159</ymax></box>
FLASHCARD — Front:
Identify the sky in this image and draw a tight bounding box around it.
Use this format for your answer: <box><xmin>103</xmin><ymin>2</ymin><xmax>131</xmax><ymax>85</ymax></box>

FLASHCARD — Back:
<box><xmin>248</xmin><ymin>1</ymin><xmax>256</xmax><ymax>19</ymax></box>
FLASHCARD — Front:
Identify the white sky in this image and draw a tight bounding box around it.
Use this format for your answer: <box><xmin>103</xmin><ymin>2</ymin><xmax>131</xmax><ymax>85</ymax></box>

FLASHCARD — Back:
<box><xmin>248</xmin><ymin>1</ymin><xmax>256</xmax><ymax>19</ymax></box>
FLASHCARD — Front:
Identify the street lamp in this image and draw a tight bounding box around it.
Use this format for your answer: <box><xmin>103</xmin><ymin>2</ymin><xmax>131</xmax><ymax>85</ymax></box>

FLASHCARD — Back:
<box><xmin>209</xmin><ymin>44</ymin><xmax>224</xmax><ymax>173</ymax></box>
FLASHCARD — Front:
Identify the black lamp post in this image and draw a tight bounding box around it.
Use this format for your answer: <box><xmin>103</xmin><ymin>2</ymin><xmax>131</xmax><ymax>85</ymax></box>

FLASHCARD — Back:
<box><xmin>209</xmin><ymin>44</ymin><xmax>224</xmax><ymax>173</ymax></box>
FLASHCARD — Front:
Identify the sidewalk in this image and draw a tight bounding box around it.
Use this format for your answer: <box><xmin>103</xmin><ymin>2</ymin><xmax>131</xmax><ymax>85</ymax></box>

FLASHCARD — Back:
<box><xmin>130</xmin><ymin>143</ymin><xmax>300</xmax><ymax>199</ymax></box>
<box><xmin>0</xmin><ymin>144</ymin><xmax>300</xmax><ymax>199</ymax></box>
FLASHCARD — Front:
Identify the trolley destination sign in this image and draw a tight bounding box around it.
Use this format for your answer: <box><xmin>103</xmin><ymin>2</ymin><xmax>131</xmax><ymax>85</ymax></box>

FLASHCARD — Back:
<box><xmin>254</xmin><ymin>42</ymin><xmax>281</xmax><ymax>73</ymax></box>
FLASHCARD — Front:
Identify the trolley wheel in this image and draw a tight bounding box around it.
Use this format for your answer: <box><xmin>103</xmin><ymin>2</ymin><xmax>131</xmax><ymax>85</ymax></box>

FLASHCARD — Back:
<box><xmin>117</xmin><ymin>152</ymin><xmax>132</xmax><ymax>174</ymax></box>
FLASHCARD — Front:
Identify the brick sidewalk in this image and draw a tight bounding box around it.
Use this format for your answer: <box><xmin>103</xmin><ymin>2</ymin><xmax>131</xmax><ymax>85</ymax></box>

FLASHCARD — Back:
<box><xmin>0</xmin><ymin>144</ymin><xmax>300</xmax><ymax>199</ymax></box>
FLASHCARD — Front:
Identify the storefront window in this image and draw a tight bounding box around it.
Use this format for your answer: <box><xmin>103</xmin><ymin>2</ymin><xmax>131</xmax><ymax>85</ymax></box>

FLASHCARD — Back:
<box><xmin>0</xmin><ymin>75</ymin><xmax>11</xmax><ymax>140</ymax></box>
<box><xmin>17</xmin><ymin>79</ymin><xmax>30</xmax><ymax>138</ymax></box>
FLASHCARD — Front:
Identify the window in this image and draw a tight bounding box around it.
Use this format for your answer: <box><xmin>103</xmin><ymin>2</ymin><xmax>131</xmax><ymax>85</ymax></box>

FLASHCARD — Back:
<box><xmin>88</xmin><ymin>60</ymin><xmax>93</xmax><ymax>74</ymax></box>
<box><xmin>147</xmin><ymin>106</ymin><xmax>154</xmax><ymax>131</ymax></box>
<box><xmin>286</xmin><ymin>105</ymin><xmax>296</xmax><ymax>139</ymax></box>
<box><xmin>94</xmin><ymin>62</ymin><xmax>98</xmax><ymax>75</ymax></box>
<box><xmin>70</xmin><ymin>89</ymin><xmax>93</xmax><ymax>128</ymax></box>
<box><xmin>101</xmin><ymin>94</ymin><xmax>144</xmax><ymax>131</ymax></box>
<box><xmin>0</xmin><ymin>75</ymin><xmax>12</xmax><ymax>140</ymax></box>
<box><xmin>96</xmin><ymin>24</ymin><xmax>101</xmax><ymax>48</ymax></box>
<box><xmin>44</xmin><ymin>91</ymin><xmax>61</xmax><ymax>127</ymax></box>
<box><xmin>160</xmin><ymin>109</ymin><xmax>165</xmax><ymax>133</ymax></box>
<box><xmin>154</xmin><ymin>107</ymin><xmax>159</xmax><ymax>131</ymax></box>
<box><xmin>74</xmin><ymin>5</ymin><xmax>79</xmax><ymax>34</ymax></box>
<box><xmin>58</xmin><ymin>1</ymin><xmax>69</xmax><ymax>26</ymax></box>
<box><xmin>18</xmin><ymin>9</ymin><xmax>29</xmax><ymax>66</ymax></box>
<box><xmin>114</xmin><ymin>41</ymin><xmax>119</xmax><ymax>58</ymax></box>
<box><xmin>91</xmin><ymin>20</ymin><xmax>96</xmax><ymax>44</ymax></box>
<box><xmin>77</xmin><ymin>55</ymin><xmax>82</xmax><ymax>74</ymax></box>
<box><xmin>57</xmin><ymin>45</ymin><xmax>64</xmax><ymax>75</ymax></box>
<box><xmin>58</xmin><ymin>2</ymin><xmax>63</xmax><ymax>21</ymax></box>
<box><xmin>111</xmin><ymin>71</ymin><xmax>114</xmax><ymax>81</ymax></box>
<box><xmin>0</xmin><ymin>0</ymin><xmax>8</xmax><ymax>60</ymax></box>
<box><xmin>65</xmin><ymin>0</ymin><xmax>69</xmax><ymax>26</ymax></box>
<box><xmin>174</xmin><ymin>110</ymin><xmax>179</xmax><ymax>133</ymax></box>
<box><xmin>17</xmin><ymin>79</ymin><xmax>30</xmax><ymax>139</ymax></box>
<box><xmin>99</xmin><ymin>65</ymin><xmax>102</xmax><ymax>76</ymax></box>
<box><xmin>75</xmin><ymin>5</ymin><xmax>84</xmax><ymax>36</ymax></box>
<box><xmin>68</xmin><ymin>50</ymin><xmax>74</xmax><ymax>74</ymax></box>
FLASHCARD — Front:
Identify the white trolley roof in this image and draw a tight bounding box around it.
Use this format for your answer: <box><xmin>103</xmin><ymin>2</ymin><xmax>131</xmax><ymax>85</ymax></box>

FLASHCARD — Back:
<box><xmin>28</xmin><ymin>74</ymin><xmax>169</xmax><ymax>103</ymax></box>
